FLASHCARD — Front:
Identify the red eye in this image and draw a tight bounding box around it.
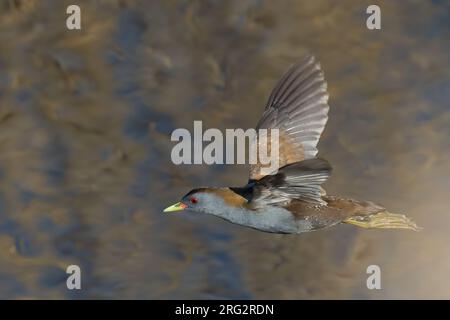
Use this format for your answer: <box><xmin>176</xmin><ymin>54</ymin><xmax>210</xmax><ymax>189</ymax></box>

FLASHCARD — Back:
<box><xmin>190</xmin><ymin>197</ymin><xmax>198</xmax><ymax>204</ymax></box>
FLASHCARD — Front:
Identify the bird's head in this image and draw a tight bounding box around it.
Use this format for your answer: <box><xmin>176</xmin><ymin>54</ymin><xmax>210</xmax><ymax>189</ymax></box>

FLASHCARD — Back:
<box><xmin>163</xmin><ymin>188</ymin><xmax>220</xmax><ymax>214</ymax></box>
<box><xmin>163</xmin><ymin>187</ymin><xmax>247</xmax><ymax>215</ymax></box>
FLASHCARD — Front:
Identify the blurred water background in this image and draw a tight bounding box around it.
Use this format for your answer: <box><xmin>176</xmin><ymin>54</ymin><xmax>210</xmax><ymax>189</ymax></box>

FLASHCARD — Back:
<box><xmin>0</xmin><ymin>0</ymin><xmax>449</xmax><ymax>299</ymax></box>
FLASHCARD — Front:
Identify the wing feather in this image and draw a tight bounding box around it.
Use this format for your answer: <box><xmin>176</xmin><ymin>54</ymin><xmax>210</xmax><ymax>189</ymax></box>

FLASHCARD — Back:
<box><xmin>249</xmin><ymin>55</ymin><xmax>329</xmax><ymax>180</ymax></box>
<box><xmin>249</xmin><ymin>159</ymin><xmax>332</xmax><ymax>208</ymax></box>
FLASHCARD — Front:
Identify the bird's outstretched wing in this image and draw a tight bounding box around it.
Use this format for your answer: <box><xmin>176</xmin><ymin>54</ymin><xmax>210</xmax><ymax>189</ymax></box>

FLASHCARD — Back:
<box><xmin>248</xmin><ymin>158</ymin><xmax>331</xmax><ymax>208</ymax></box>
<box><xmin>249</xmin><ymin>55</ymin><xmax>330</xmax><ymax>180</ymax></box>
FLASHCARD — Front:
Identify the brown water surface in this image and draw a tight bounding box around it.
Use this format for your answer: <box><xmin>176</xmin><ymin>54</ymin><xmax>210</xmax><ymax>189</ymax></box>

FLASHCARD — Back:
<box><xmin>0</xmin><ymin>0</ymin><xmax>449</xmax><ymax>299</ymax></box>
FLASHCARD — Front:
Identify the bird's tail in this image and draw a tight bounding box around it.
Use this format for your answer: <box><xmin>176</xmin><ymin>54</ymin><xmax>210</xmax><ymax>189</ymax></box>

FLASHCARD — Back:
<box><xmin>344</xmin><ymin>211</ymin><xmax>422</xmax><ymax>231</ymax></box>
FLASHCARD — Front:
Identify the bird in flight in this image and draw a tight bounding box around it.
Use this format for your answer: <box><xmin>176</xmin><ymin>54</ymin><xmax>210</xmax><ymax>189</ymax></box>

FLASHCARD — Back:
<box><xmin>164</xmin><ymin>56</ymin><xmax>420</xmax><ymax>234</ymax></box>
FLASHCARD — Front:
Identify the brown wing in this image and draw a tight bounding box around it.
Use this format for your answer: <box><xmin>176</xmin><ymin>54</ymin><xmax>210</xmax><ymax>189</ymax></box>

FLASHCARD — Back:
<box><xmin>249</xmin><ymin>158</ymin><xmax>332</xmax><ymax>207</ymax></box>
<box><xmin>249</xmin><ymin>55</ymin><xmax>330</xmax><ymax>180</ymax></box>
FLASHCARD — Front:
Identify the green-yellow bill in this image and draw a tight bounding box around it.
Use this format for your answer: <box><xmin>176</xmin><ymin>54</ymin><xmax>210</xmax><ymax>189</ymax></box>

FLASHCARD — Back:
<box><xmin>163</xmin><ymin>202</ymin><xmax>187</xmax><ymax>213</ymax></box>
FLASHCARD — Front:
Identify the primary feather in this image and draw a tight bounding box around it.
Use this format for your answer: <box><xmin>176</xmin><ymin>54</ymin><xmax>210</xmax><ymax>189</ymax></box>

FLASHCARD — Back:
<box><xmin>250</xmin><ymin>55</ymin><xmax>330</xmax><ymax>180</ymax></box>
